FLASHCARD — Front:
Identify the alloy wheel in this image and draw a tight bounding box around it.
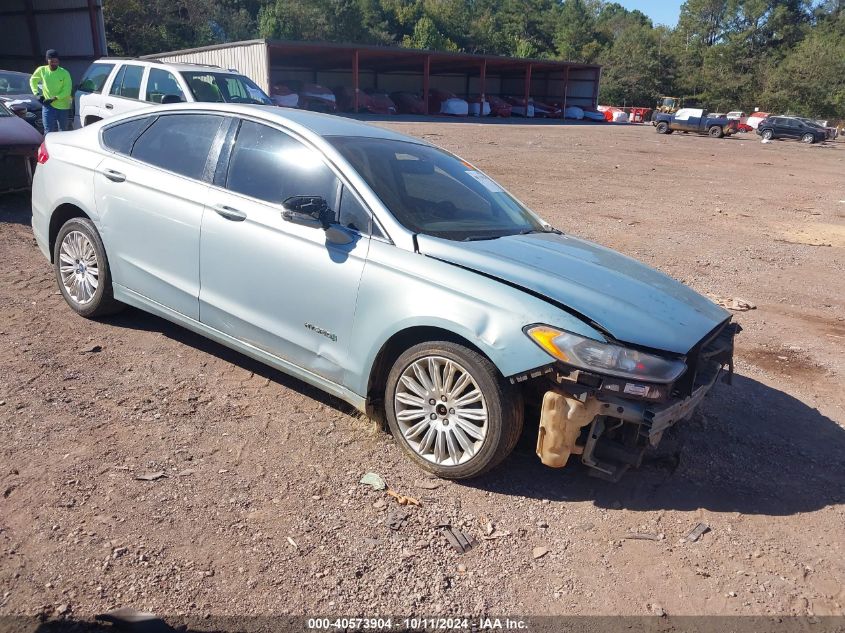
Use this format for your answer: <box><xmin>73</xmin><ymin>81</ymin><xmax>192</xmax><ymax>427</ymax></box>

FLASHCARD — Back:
<box><xmin>59</xmin><ymin>230</ymin><xmax>99</xmax><ymax>305</ymax></box>
<box><xmin>393</xmin><ymin>355</ymin><xmax>488</xmax><ymax>466</ymax></box>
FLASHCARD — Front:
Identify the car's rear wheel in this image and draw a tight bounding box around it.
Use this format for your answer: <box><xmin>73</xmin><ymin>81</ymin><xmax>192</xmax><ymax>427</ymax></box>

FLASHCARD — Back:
<box><xmin>801</xmin><ymin>133</ymin><xmax>815</xmax><ymax>144</ymax></box>
<box><xmin>385</xmin><ymin>341</ymin><xmax>523</xmax><ymax>479</ymax></box>
<box><xmin>762</xmin><ymin>129</ymin><xmax>773</xmax><ymax>141</ymax></box>
<box><xmin>53</xmin><ymin>217</ymin><xmax>123</xmax><ymax>318</ymax></box>
<box><xmin>709</xmin><ymin>125</ymin><xmax>724</xmax><ymax>138</ymax></box>
<box><xmin>656</xmin><ymin>122</ymin><xmax>669</xmax><ymax>134</ymax></box>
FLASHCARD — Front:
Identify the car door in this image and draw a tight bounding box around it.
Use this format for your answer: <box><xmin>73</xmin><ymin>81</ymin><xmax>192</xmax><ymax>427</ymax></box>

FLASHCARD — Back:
<box><xmin>95</xmin><ymin>112</ymin><xmax>228</xmax><ymax>319</ymax></box>
<box><xmin>73</xmin><ymin>61</ymin><xmax>116</xmax><ymax>127</ymax></box>
<box><xmin>143</xmin><ymin>68</ymin><xmax>187</xmax><ymax>104</ymax></box>
<box><xmin>199</xmin><ymin>118</ymin><xmax>372</xmax><ymax>383</ymax></box>
<box><xmin>102</xmin><ymin>63</ymin><xmax>147</xmax><ymax>119</ymax></box>
<box><xmin>780</xmin><ymin>118</ymin><xmax>799</xmax><ymax>139</ymax></box>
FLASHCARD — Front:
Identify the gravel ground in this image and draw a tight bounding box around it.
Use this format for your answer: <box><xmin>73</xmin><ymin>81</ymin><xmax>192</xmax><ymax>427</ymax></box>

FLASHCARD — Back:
<box><xmin>0</xmin><ymin>122</ymin><xmax>843</xmax><ymax>623</ymax></box>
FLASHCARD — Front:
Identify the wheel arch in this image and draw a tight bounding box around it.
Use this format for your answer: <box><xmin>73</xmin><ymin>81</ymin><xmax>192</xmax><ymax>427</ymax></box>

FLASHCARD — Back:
<box><xmin>364</xmin><ymin>325</ymin><xmax>492</xmax><ymax>422</ymax></box>
<box><xmin>49</xmin><ymin>203</ymin><xmax>92</xmax><ymax>262</ymax></box>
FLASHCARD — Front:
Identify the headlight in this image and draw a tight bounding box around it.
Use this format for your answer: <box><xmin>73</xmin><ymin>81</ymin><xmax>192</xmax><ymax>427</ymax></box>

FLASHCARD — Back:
<box><xmin>525</xmin><ymin>325</ymin><xmax>686</xmax><ymax>383</ymax></box>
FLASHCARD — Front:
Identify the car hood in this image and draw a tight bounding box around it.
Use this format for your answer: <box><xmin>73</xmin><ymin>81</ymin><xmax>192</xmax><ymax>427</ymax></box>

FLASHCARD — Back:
<box><xmin>0</xmin><ymin>114</ymin><xmax>43</xmax><ymax>147</ymax></box>
<box><xmin>417</xmin><ymin>232</ymin><xmax>729</xmax><ymax>355</ymax></box>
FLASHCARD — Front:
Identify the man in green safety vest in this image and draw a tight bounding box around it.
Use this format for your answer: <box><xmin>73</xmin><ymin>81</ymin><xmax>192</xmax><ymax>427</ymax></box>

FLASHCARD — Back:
<box><xmin>30</xmin><ymin>49</ymin><xmax>72</xmax><ymax>133</ymax></box>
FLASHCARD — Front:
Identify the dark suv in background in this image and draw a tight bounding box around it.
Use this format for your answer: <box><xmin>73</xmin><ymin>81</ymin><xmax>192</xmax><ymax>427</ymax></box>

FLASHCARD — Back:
<box><xmin>756</xmin><ymin>116</ymin><xmax>827</xmax><ymax>144</ymax></box>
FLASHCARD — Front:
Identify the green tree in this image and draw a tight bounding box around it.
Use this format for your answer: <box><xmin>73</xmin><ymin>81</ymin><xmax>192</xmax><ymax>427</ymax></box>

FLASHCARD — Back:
<box><xmin>555</xmin><ymin>0</ymin><xmax>599</xmax><ymax>61</ymax></box>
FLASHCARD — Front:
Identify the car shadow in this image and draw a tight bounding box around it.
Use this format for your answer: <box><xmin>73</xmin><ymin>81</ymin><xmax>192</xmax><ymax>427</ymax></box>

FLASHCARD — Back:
<box><xmin>464</xmin><ymin>374</ymin><xmax>845</xmax><ymax>516</ymax></box>
<box><xmin>106</xmin><ymin>306</ymin><xmax>359</xmax><ymax>416</ymax></box>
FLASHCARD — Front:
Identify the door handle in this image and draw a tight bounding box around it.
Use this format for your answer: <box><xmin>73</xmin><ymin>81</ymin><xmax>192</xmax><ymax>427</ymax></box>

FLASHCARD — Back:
<box><xmin>102</xmin><ymin>168</ymin><xmax>126</xmax><ymax>183</ymax></box>
<box><xmin>105</xmin><ymin>103</ymin><xmax>114</xmax><ymax>110</ymax></box>
<box><xmin>213</xmin><ymin>204</ymin><xmax>247</xmax><ymax>222</ymax></box>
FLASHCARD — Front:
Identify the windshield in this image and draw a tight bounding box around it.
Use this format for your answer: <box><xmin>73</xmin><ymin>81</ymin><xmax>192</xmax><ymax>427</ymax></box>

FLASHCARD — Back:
<box><xmin>661</xmin><ymin>98</ymin><xmax>676</xmax><ymax>108</ymax></box>
<box><xmin>180</xmin><ymin>71</ymin><xmax>272</xmax><ymax>105</ymax></box>
<box><xmin>0</xmin><ymin>71</ymin><xmax>30</xmax><ymax>95</ymax></box>
<box><xmin>329</xmin><ymin>137</ymin><xmax>547</xmax><ymax>241</ymax></box>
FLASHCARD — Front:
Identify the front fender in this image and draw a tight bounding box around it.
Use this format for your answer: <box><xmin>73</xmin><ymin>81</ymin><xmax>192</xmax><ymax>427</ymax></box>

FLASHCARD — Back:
<box><xmin>344</xmin><ymin>239</ymin><xmax>605</xmax><ymax>397</ymax></box>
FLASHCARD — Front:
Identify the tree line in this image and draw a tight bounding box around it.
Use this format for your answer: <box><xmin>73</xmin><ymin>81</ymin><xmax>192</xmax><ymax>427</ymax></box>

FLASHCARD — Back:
<box><xmin>104</xmin><ymin>0</ymin><xmax>845</xmax><ymax>119</ymax></box>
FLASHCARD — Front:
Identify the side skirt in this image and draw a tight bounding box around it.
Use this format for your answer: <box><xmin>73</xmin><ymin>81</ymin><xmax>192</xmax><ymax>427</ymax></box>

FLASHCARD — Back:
<box><xmin>112</xmin><ymin>284</ymin><xmax>368</xmax><ymax>412</ymax></box>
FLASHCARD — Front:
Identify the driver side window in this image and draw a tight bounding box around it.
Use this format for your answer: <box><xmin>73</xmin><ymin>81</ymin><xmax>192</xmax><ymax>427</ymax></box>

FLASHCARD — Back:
<box><xmin>225</xmin><ymin>120</ymin><xmax>339</xmax><ymax>209</ymax></box>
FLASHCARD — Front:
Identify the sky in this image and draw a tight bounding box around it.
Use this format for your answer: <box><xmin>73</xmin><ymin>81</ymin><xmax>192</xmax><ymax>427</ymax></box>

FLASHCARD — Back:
<box><xmin>613</xmin><ymin>0</ymin><xmax>685</xmax><ymax>27</ymax></box>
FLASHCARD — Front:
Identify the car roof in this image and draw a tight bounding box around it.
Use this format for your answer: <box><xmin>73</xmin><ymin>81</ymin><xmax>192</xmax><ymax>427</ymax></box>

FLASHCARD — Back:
<box><xmin>94</xmin><ymin>58</ymin><xmax>241</xmax><ymax>74</ymax></box>
<box><xmin>136</xmin><ymin>101</ymin><xmax>430</xmax><ymax>143</ymax></box>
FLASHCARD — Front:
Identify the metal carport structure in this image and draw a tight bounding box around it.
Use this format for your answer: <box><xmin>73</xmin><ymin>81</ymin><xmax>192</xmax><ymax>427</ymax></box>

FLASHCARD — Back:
<box><xmin>0</xmin><ymin>0</ymin><xmax>106</xmax><ymax>81</ymax></box>
<box><xmin>148</xmin><ymin>39</ymin><xmax>602</xmax><ymax>116</ymax></box>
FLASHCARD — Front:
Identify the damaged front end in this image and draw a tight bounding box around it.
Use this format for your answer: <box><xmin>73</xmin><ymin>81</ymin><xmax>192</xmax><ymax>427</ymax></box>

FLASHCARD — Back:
<box><xmin>516</xmin><ymin>320</ymin><xmax>740</xmax><ymax>481</ymax></box>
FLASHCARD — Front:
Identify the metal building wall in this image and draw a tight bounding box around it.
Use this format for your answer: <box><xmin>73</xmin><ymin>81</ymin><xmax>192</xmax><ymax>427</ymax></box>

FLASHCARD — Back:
<box><xmin>149</xmin><ymin>41</ymin><xmax>270</xmax><ymax>93</ymax></box>
<box><xmin>0</xmin><ymin>0</ymin><xmax>106</xmax><ymax>81</ymax></box>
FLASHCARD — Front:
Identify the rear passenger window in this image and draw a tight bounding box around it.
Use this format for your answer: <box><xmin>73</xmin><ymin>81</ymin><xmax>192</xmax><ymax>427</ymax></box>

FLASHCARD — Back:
<box><xmin>145</xmin><ymin>68</ymin><xmax>185</xmax><ymax>103</ymax></box>
<box><xmin>109</xmin><ymin>64</ymin><xmax>144</xmax><ymax>99</ymax></box>
<box><xmin>225</xmin><ymin>120</ymin><xmax>338</xmax><ymax>206</ymax></box>
<box><xmin>101</xmin><ymin>117</ymin><xmax>154</xmax><ymax>155</ymax></box>
<box><xmin>78</xmin><ymin>62</ymin><xmax>114</xmax><ymax>94</ymax></box>
<box><xmin>131</xmin><ymin>114</ymin><xmax>225</xmax><ymax>180</ymax></box>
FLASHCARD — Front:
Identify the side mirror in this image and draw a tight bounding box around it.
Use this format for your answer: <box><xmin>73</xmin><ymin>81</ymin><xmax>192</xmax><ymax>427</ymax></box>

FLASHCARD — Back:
<box><xmin>282</xmin><ymin>196</ymin><xmax>354</xmax><ymax>245</ymax></box>
<box><xmin>282</xmin><ymin>195</ymin><xmax>334</xmax><ymax>229</ymax></box>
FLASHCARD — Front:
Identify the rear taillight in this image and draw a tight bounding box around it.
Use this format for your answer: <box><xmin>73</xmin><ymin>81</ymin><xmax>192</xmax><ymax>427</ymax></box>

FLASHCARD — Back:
<box><xmin>37</xmin><ymin>142</ymin><xmax>49</xmax><ymax>164</ymax></box>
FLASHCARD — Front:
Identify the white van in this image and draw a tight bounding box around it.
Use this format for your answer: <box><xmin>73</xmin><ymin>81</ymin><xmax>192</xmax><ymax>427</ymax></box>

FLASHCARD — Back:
<box><xmin>73</xmin><ymin>58</ymin><xmax>273</xmax><ymax>128</ymax></box>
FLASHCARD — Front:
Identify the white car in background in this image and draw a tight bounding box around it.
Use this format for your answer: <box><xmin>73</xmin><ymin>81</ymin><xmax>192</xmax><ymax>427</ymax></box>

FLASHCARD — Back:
<box><xmin>73</xmin><ymin>58</ymin><xmax>273</xmax><ymax>128</ymax></box>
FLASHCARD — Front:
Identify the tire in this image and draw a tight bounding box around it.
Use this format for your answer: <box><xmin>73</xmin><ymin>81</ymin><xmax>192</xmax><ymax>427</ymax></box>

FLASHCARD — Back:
<box><xmin>53</xmin><ymin>217</ymin><xmax>124</xmax><ymax>318</ymax></box>
<box><xmin>709</xmin><ymin>125</ymin><xmax>724</xmax><ymax>138</ymax></box>
<box><xmin>656</xmin><ymin>122</ymin><xmax>669</xmax><ymax>134</ymax></box>
<box><xmin>761</xmin><ymin>129</ymin><xmax>773</xmax><ymax>141</ymax></box>
<box><xmin>384</xmin><ymin>341</ymin><xmax>523</xmax><ymax>479</ymax></box>
<box><xmin>801</xmin><ymin>133</ymin><xmax>815</xmax><ymax>144</ymax></box>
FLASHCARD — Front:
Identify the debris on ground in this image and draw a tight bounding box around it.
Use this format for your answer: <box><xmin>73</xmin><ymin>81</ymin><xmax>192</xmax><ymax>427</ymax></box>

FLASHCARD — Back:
<box><xmin>711</xmin><ymin>296</ymin><xmax>756</xmax><ymax>311</ymax></box>
<box><xmin>482</xmin><ymin>529</ymin><xmax>511</xmax><ymax>541</ymax></box>
<box><xmin>286</xmin><ymin>537</ymin><xmax>298</xmax><ymax>549</ymax></box>
<box><xmin>441</xmin><ymin>526</ymin><xmax>476</xmax><ymax>554</ymax></box>
<box><xmin>79</xmin><ymin>345</ymin><xmax>103</xmax><ymax>354</ymax></box>
<box><xmin>134</xmin><ymin>471</ymin><xmax>166</xmax><ymax>481</ymax></box>
<box><xmin>623</xmin><ymin>532</ymin><xmax>665</xmax><ymax>541</ymax></box>
<box><xmin>387</xmin><ymin>508</ymin><xmax>411</xmax><ymax>531</ymax></box>
<box><xmin>386</xmin><ymin>488</ymin><xmax>420</xmax><ymax>506</ymax></box>
<box><xmin>414</xmin><ymin>478</ymin><xmax>441</xmax><ymax>490</ymax></box>
<box><xmin>648</xmin><ymin>603</ymin><xmax>666</xmax><ymax>617</ymax></box>
<box><xmin>359</xmin><ymin>472</ymin><xmax>386</xmax><ymax>491</ymax></box>
<box><xmin>532</xmin><ymin>546</ymin><xmax>550</xmax><ymax>560</ymax></box>
<box><xmin>683</xmin><ymin>522</ymin><xmax>711</xmax><ymax>543</ymax></box>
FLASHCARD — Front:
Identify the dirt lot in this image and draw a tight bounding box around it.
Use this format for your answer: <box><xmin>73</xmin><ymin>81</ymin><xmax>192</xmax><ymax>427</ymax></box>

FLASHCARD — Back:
<box><xmin>1</xmin><ymin>122</ymin><xmax>843</xmax><ymax>623</ymax></box>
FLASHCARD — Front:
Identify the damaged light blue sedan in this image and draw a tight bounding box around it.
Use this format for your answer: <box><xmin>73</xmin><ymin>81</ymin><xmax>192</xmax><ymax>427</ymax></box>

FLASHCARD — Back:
<box><xmin>31</xmin><ymin>103</ymin><xmax>739</xmax><ymax>480</ymax></box>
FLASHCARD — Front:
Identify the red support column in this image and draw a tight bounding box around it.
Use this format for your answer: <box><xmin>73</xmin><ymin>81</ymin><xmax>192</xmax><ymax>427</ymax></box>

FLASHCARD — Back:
<box><xmin>480</xmin><ymin>59</ymin><xmax>487</xmax><ymax>104</ymax></box>
<box><xmin>423</xmin><ymin>55</ymin><xmax>431</xmax><ymax>115</ymax></box>
<box><xmin>352</xmin><ymin>49</ymin><xmax>360</xmax><ymax>113</ymax></box>
<box><xmin>523</xmin><ymin>63</ymin><xmax>532</xmax><ymax>113</ymax></box>
<box><xmin>563</xmin><ymin>65</ymin><xmax>569</xmax><ymax>114</ymax></box>
<box><xmin>87</xmin><ymin>0</ymin><xmax>101</xmax><ymax>57</ymax></box>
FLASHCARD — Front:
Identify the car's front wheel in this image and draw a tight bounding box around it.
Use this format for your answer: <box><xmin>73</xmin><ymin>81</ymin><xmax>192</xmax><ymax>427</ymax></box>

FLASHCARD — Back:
<box><xmin>53</xmin><ymin>217</ymin><xmax>123</xmax><ymax>318</ymax></box>
<box><xmin>801</xmin><ymin>133</ymin><xmax>816</xmax><ymax>144</ymax></box>
<box><xmin>761</xmin><ymin>129</ymin><xmax>774</xmax><ymax>141</ymax></box>
<box><xmin>709</xmin><ymin>125</ymin><xmax>724</xmax><ymax>138</ymax></box>
<box><xmin>385</xmin><ymin>341</ymin><xmax>523</xmax><ymax>479</ymax></box>
<box><xmin>656</xmin><ymin>122</ymin><xmax>669</xmax><ymax>134</ymax></box>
